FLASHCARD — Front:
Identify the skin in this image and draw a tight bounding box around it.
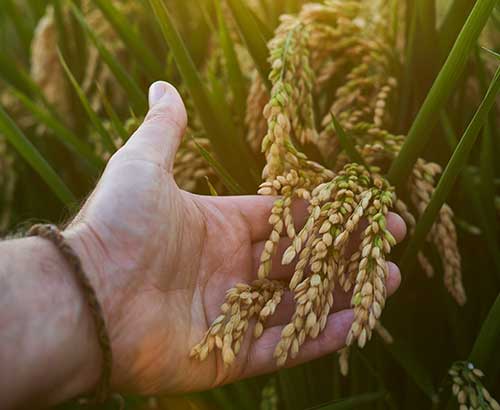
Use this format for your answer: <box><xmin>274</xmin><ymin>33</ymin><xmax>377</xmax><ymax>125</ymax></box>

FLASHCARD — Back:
<box><xmin>0</xmin><ymin>82</ymin><xmax>406</xmax><ymax>409</ymax></box>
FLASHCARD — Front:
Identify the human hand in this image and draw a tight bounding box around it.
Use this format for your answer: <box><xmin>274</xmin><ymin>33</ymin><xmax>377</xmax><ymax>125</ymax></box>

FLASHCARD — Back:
<box><xmin>67</xmin><ymin>81</ymin><xmax>406</xmax><ymax>396</ymax></box>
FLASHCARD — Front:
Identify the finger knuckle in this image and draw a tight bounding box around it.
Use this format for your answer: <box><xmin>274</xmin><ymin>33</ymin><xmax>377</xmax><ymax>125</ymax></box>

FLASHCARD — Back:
<box><xmin>144</xmin><ymin>102</ymin><xmax>187</xmax><ymax>132</ymax></box>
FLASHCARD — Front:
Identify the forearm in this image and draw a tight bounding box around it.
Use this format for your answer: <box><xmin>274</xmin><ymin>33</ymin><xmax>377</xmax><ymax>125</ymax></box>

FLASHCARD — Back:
<box><xmin>0</xmin><ymin>235</ymin><xmax>100</xmax><ymax>409</ymax></box>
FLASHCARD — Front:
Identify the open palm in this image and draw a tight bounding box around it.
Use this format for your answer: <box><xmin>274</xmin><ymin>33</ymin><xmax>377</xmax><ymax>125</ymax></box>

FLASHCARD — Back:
<box><xmin>68</xmin><ymin>82</ymin><xmax>405</xmax><ymax>396</ymax></box>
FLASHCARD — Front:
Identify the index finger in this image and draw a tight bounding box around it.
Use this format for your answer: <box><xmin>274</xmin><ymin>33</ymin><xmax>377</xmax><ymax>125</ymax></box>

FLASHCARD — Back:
<box><xmin>207</xmin><ymin>195</ymin><xmax>309</xmax><ymax>242</ymax></box>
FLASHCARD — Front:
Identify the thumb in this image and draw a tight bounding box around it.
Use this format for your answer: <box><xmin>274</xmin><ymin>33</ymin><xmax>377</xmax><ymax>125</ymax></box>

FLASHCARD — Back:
<box><xmin>119</xmin><ymin>81</ymin><xmax>187</xmax><ymax>170</ymax></box>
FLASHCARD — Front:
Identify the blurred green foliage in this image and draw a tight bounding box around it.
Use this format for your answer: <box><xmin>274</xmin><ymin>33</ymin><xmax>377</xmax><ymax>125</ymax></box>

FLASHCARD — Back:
<box><xmin>0</xmin><ymin>0</ymin><xmax>499</xmax><ymax>409</ymax></box>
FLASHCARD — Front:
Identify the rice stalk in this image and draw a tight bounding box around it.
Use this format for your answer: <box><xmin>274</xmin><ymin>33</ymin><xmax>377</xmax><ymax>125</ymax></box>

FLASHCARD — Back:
<box><xmin>260</xmin><ymin>377</ymin><xmax>279</xmax><ymax>410</ymax></box>
<box><xmin>0</xmin><ymin>138</ymin><xmax>16</xmax><ymax>233</ymax></box>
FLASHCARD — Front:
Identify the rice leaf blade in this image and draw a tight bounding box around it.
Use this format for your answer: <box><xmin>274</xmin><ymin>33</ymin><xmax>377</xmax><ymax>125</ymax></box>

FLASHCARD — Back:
<box><xmin>3</xmin><ymin>0</ymin><xmax>33</xmax><ymax>55</ymax></box>
<box><xmin>388</xmin><ymin>0</ymin><xmax>497</xmax><ymax>188</ymax></box>
<box><xmin>481</xmin><ymin>46</ymin><xmax>500</xmax><ymax>60</ymax></box>
<box><xmin>311</xmin><ymin>391</ymin><xmax>386</xmax><ymax>410</ymax></box>
<box><xmin>225</xmin><ymin>0</ymin><xmax>271</xmax><ymax>89</ymax></box>
<box><xmin>70</xmin><ymin>4</ymin><xmax>147</xmax><ymax>113</ymax></box>
<box><xmin>0</xmin><ymin>52</ymin><xmax>45</xmax><ymax>100</ymax></box>
<box><xmin>95</xmin><ymin>85</ymin><xmax>129</xmax><ymax>144</ymax></box>
<box><xmin>0</xmin><ymin>105</ymin><xmax>76</xmax><ymax>206</ymax></box>
<box><xmin>383</xmin><ymin>337</ymin><xmax>437</xmax><ymax>401</ymax></box>
<box><xmin>90</xmin><ymin>0</ymin><xmax>163</xmax><ymax>78</ymax></box>
<box><xmin>53</xmin><ymin>0</ymin><xmax>76</xmax><ymax>76</ymax></box>
<box><xmin>58</xmin><ymin>50</ymin><xmax>117</xmax><ymax>153</ymax></box>
<box><xmin>148</xmin><ymin>0</ymin><xmax>257</xmax><ymax>190</ymax></box>
<box><xmin>440</xmin><ymin>111</ymin><xmax>500</xmax><ymax>274</ymax></box>
<box><xmin>10</xmin><ymin>87</ymin><xmax>104</xmax><ymax>172</ymax></box>
<box><xmin>438</xmin><ymin>0</ymin><xmax>475</xmax><ymax>57</ymax></box>
<box><xmin>193</xmin><ymin>139</ymin><xmax>244</xmax><ymax>195</ymax></box>
<box><xmin>400</xmin><ymin>65</ymin><xmax>500</xmax><ymax>271</ymax></box>
<box><xmin>469</xmin><ymin>293</ymin><xmax>500</xmax><ymax>376</ymax></box>
<box><xmin>214</xmin><ymin>0</ymin><xmax>248</xmax><ymax>122</ymax></box>
<box><xmin>330</xmin><ymin>113</ymin><xmax>367</xmax><ymax>168</ymax></box>
<box><xmin>207</xmin><ymin>71</ymin><xmax>261</xmax><ymax>181</ymax></box>
<box><xmin>205</xmin><ymin>176</ymin><xmax>219</xmax><ymax>196</ymax></box>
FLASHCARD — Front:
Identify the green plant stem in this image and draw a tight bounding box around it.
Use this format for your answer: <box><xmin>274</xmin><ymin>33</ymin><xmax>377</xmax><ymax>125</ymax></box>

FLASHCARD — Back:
<box><xmin>440</xmin><ymin>112</ymin><xmax>500</xmax><ymax>276</ymax></box>
<box><xmin>90</xmin><ymin>0</ymin><xmax>163</xmax><ymax>78</ymax></box>
<box><xmin>10</xmin><ymin>88</ymin><xmax>104</xmax><ymax>172</ymax></box>
<box><xmin>214</xmin><ymin>0</ymin><xmax>248</xmax><ymax>122</ymax></box>
<box><xmin>0</xmin><ymin>105</ymin><xmax>76</xmax><ymax>206</ymax></box>
<box><xmin>388</xmin><ymin>0</ymin><xmax>497</xmax><ymax>189</ymax></box>
<box><xmin>0</xmin><ymin>52</ymin><xmax>47</xmax><ymax>102</ymax></box>
<box><xmin>330</xmin><ymin>113</ymin><xmax>367</xmax><ymax>168</ymax></box>
<box><xmin>149</xmin><ymin>0</ymin><xmax>258</xmax><ymax>190</ymax></box>
<box><xmin>225</xmin><ymin>0</ymin><xmax>271</xmax><ymax>89</ymax></box>
<box><xmin>193</xmin><ymin>140</ymin><xmax>244</xmax><ymax>195</ymax></box>
<box><xmin>70</xmin><ymin>4</ymin><xmax>147</xmax><ymax>113</ymax></box>
<box><xmin>438</xmin><ymin>0</ymin><xmax>475</xmax><ymax>58</ymax></box>
<box><xmin>469</xmin><ymin>293</ymin><xmax>500</xmax><ymax>375</ymax></box>
<box><xmin>312</xmin><ymin>391</ymin><xmax>387</xmax><ymax>410</ymax></box>
<box><xmin>58</xmin><ymin>50</ymin><xmax>117</xmax><ymax>153</ymax></box>
<box><xmin>400</xmin><ymin>65</ymin><xmax>500</xmax><ymax>272</ymax></box>
<box><xmin>3</xmin><ymin>0</ymin><xmax>33</xmax><ymax>57</ymax></box>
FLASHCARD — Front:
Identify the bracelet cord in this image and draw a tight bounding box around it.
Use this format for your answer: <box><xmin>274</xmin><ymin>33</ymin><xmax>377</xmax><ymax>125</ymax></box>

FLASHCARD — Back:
<box><xmin>28</xmin><ymin>224</ymin><xmax>112</xmax><ymax>404</ymax></box>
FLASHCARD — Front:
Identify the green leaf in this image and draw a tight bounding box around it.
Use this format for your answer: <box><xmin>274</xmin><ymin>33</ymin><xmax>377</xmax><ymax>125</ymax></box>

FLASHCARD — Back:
<box><xmin>193</xmin><ymin>139</ymin><xmax>244</xmax><ymax>195</ymax></box>
<box><xmin>207</xmin><ymin>68</ymin><xmax>261</xmax><ymax>180</ymax></box>
<box><xmin>383</xmin><ymin>338</ymin><xmax>438</xmax><ymax>402</ymax></box>
<box><xmin>58</xmin><ymin>50</ymin><xmax>117</xmax><ymax>153</ymax></box>
<box><xmin>278</xmin><ymin>366</ymin><xmax>310</xmax><ymax>410</ymax></box>
<box><xmin>10</xmin><ymin>87</ymin><xmax>104</xmax><ymax>173</ymax></box>
<box><xmin>439</xmin><ymin>110</ymin><xmax>460</xmax><ymax>149</ymax></box>
<box><xmin>400</xmin><ymin>65</ymin><xmax>500</xmax><ymax>272</ymax></box>
<box><xmin>148</xmin><ymin>0</ymin><xmax>257</xmax><ymax>190</ymax></box>
<box><xmin>68</xmin><ymin>0</ymin><xmax>89</xmax><ymax>80</ymax></box>
<box><xmin>475</xmin><ymin>49</ymin><xmax>500</xmax><ymax>275</ymax></box>
<box><xmin>469</xmin><ymin>292</ymin><xmax>500</xmax><ymax>376</ymax></box>
<box><xmin>53</xmin><ymin>0</ymin><xmax>78</xmax><ymax>78</ymax></box>
<box><xmin>0</xmin><ymin>48</ymin><xmax>80</xmax><ymax>130</ymax></box>
<box><xmin>0</xmin><ymin>105</ymin><xmax>76</xmax><ymax>206</ymax></box>
<box><xmin>70</xmin><ymin>4</ymin><xmax>147</xmax><ymax>113</ymax></box>
<box><xmin>231</xmin><ymin>381</ymin><xmax>259</xmax><ymax>410</ymax></box>
<box><xmin>225</xmin><ymin>0</ymin><xmax>271</xmax><ymax>89</ymax></box>
<box><xmin>205</xmin><ymin>176</ymin><xmax>219</xmax><ymax>196</ymax></box>
<box><xmin>438</xmin><ymin>0</ymin><xmax>475</xmax><ymax>58</ymax></box>
<box><xmin>248</xmin><ymin>5</ymin><xmax>273</xmax><ymax>41</ymax></box>
<box><xmin>416</xmin><ymin>0</ymin><xmax>439</xmax><ymax>78</ymax></box>
<box><xmin>387</xmin><ymin>0</ymin><xmax>497</xmax><ymax>188</ymax></box>
<box><xmin>214</xmin><ymin>0</ymin><xmax>247</xmax><ymax>122</ymax></box>
<box><xmin>90</xmin><ymin>0</ymin><xmax>163</xmax><ymax>78</ymax></box>
<box><xmin>311</xmin><ymin>391</ymin><xmax>386</xmax><ymax>410</ymax></box>
<box><xmin>208</xmin><ymin>387</ymin><xmax>236</xmax><ymax>410</ymax></box>
<box><xmin>481</xmin><ymin>46</ymin><xmax>500</xmax><ymax>60</ymax></box>
<box><xmin>3</xmin><ymin>0</ymin><xmax>33</xmax><ymax>56</ymax></box>
<box><xmin>439</xmin><ymin>112</ymin><xmax>500</xmax><ymax>272</ymax></box>
<box><xmin>95</xmin><ymin>85</ymin><xmax>129</xmax><ymax>144</ymax></box>
<box><xmin>26</xmin><ymin>0</ymin><xmax>46</xmax><ymax>20</ymax></box>
<box><xmin>397</xmin><ymin>2</ymin><xmax>418</xmax><ymax>130</ymax></box>
<box><xmin>0</xmin><ymin>52</ymin><xmax>46</xmax><ymax>100</ymax></box>
<box><xmin>330</xmin><ymin>113</ymin><xmax>367</xmax><ymax>168</ymax></box>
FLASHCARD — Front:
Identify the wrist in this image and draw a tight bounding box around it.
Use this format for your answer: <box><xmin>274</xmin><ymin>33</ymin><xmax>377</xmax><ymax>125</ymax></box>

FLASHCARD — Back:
<box><xmin>63</xmin><ymin>224</ymin><xmax>114</xmax><ymax>398</ymax></box>
<box><xmin>0</xmin><ymin>236</ymin><xmax>102</xmax><ymax>408</ymax></box>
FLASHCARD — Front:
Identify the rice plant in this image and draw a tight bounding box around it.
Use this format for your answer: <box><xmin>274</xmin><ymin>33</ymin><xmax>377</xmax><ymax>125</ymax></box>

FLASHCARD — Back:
<box><xmin>0</xmin><ymin>0</ymin><xmax>499</xmax><ymax>409</ymax></box>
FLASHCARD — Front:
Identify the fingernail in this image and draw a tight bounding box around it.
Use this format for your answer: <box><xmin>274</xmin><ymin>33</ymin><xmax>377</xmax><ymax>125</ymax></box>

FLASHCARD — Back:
<box><xmin>149</xmin><ymin>81</ymin><xmax>167</xmax><ymax>107</ymax></box>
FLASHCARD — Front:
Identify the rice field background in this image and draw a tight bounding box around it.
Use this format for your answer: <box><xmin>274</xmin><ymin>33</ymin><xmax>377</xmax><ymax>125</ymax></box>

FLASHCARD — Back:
<box><xmin>0</xmin><ymin>0</ymin><xmax>499</xmax><ymax>409</ymax></box>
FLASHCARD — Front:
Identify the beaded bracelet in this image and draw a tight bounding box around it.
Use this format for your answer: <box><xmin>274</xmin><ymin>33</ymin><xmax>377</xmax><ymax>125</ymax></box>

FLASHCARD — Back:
<box><xmin>28</xmin><ymin>224</ymin><xmax>113</xmax><ymax>404</ymax></box>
